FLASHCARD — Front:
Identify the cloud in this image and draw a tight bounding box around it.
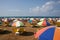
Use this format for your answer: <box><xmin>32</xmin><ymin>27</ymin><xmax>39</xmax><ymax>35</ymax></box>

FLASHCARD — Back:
<box><xmin>29</xmin><ymin>1</ymin><xmax>55</xmax><ymax>13</ymax></box>
<box><xmin>29</xmin><ymin>1</ymin><xmax>60</xmax><ymax>16</ymax></box>
<box><xmin>40</xmin><ymin>1</ymin><xmax>55</xmax><ymax>12</ymax></box>
<box><xmin>57</xmin><ymin>1</ymin><xmax>60</xmax><ymax>4</ymax></box>
<box><xmin>0</xmin><ymin>1</ymin><xmax>60</xmax><ymax>16</ymax></box>
<box><xmin>29</xmin><ymin>6</ymin><xmax>40</xmax><ymax>13</ymax></box>
<box><xmin>50</xmin><ymin>10</ymin><xmax>60</xmax><ymax>16</ymax></box>
<box><xmin>0</xmin><ymin>9</ymin><xmax>26</xmax><ymax>16</ymax></box>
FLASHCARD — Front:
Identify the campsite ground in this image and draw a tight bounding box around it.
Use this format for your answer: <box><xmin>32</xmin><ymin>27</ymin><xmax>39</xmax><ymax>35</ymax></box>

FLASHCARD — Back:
<box><xmin>0</xmin><ymin>26</ymin><xmax>43</xmax><ymax>40</ymax></box>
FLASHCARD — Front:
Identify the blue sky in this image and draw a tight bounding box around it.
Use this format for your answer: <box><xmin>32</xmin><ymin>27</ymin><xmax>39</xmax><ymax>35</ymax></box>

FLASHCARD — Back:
<box><xmin>0</xmin><ymin>0</ymin><xmax>60</xmax><ymax>16</ymax></box>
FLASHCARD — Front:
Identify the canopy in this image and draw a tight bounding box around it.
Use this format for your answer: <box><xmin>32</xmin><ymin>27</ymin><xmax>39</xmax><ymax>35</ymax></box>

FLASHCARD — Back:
<box><xmin>34</xmin><ymin>26</ymin><xmax>60</xmax><ymax>40</ymax></box>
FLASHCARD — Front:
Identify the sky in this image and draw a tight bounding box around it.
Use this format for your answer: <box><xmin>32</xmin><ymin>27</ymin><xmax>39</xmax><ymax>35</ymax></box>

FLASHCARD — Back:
<box><xmin>0</xmin><ymin>0</ymin><xmax>60</xmax><ymax>16</ymax></box>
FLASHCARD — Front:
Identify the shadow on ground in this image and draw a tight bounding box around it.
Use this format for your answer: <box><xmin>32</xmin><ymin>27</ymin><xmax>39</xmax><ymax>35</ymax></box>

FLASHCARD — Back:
<box><xmin>0</xmin><ymin>30</ymin><xmax>12</xmax><ymax>34</ymax></box>
<box><xmin>20</xmin><ymin>31</ymin><xmax>34</xmax><ymax>36</ymax></box>
<box><xmin>32</xmin><ymin>26</ymin><xmax>40</xmax><ymax>28</ymax></box>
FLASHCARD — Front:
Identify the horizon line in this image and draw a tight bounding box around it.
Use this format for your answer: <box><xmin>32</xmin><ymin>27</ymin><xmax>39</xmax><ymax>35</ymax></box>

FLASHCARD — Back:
<box><xmin>0</xmin><ymin>16</ymin><xmax>60</xmax><ymax>18</ymax></box>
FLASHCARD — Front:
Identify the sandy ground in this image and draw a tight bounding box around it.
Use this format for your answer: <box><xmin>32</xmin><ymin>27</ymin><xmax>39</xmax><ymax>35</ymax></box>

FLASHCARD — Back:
<box><xmin>0</xmin><ymin>26</ymin><xmax>43</xmax><ymax>40</ymax></box>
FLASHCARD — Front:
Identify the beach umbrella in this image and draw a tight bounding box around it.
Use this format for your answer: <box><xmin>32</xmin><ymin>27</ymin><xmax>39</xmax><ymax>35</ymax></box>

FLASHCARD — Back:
<box><xmin>31</xmin><ymin>20</ymin><xmax>37</xmax><ymax>26</ymax></box>
<box><xmin>34</xmin><ymin>26</ymin><xmax>60</xmax><ymax>40</ymax></box>
<box><xmin>2</xmin><ymin>18</ymin><xmax>8</xmax><ymax>22</ymax></box>
<box><xmin>56</xmin><ymin>20</ymin><xmax>60</xmax><ymax>26</ymax></box>
<box><xmin>37</xmin><ymin>20</ymin><xmax>50</xmax><ymax>26</ymax></box>
<box><xmin>35</xmin><ymin>18</ymin><xmax>40</xmax><ymax>22</ymax></box>
<box><xmin>58</xmin><ymin>18</ymin><xmax>60</xmax><ymax>20</ymax></box>
<box><xmin>30</xmin><ymin>18</ymin><xmax>34</xmax><ymax>20</ymax></box>
<box><xmin>52</xmin><ymin>18</ymin><xmax>57</xmax><ymax>22</ymax></box>
<box><xmin>48</xmin><ymin>18</ymin><xmax>53</xmax><ymax>21</ymax></box>
<box><xmin>37</xmin><ymin>21</ymin><xmax>43</xmax><ymax>26</ymax></box>
<box><xmin>40</xmin><ymin>18</ymin><xmax>46</xmax><ymax>21</ymax></box>
<box><xmin>28</xmin><ymin>18</ymin><xmax>34</xmax><ymax>23</ymax></box>
<box><xmin>0</xmin><ymin>21</ymin><xmax>2</xmax><ymax>25</ymax></box>
<box><xmin>28</xmin><ymin>20</ymin><xmax>32</xmax><ymax>23</ymax></box>
<box><xmin>12</xmin><ymin>20</ymin><xmax>24</xmax><ymax>27</ymax></box>
<box><xmin>19</xmin><ymin>21</ymin><xmax>24</xmax><ymax>26</ymax></box>
<box><xmin>19</xmin><ymin>18</ymin><xmax>23</xmax><ymax>20</ymax></box>
<box><xmin>57</xmin><ymin>20</ymin><xmax>60</xmax><ymax>22</ymax></box>
<box><xmin>48</xmin><ymin>18</ymin><xmax>54</xmax><ymax>25</ymax></box>
<box><xmin>26</xmin><ymin>18</ymin><xmax>29</xmax><ymax>19</ymax></box>
<box><xmin>56</xmin><ymin>18</ymin><xmax>59</xmax><ymax>20</ymax></box>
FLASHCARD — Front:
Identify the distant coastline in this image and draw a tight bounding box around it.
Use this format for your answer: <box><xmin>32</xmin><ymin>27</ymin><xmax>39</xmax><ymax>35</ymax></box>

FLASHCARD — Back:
<box><xmin>0</xmin><ymin>16</ymin><xmax>60</xmax><ymax>18</ymax></box>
